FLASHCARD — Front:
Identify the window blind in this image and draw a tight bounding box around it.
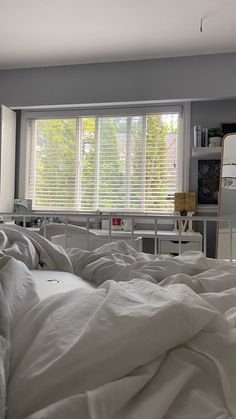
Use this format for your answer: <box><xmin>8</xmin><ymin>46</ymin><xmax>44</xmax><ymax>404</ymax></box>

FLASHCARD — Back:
<box><xmin>25</xmin><ymin>110</ymin><xmax>183</xmax><ymax>212</ymax></box>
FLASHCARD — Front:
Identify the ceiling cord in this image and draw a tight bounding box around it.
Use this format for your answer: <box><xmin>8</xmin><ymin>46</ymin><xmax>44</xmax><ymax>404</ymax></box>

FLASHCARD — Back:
<box><xmin>200</xmin><ymin>18</ymin><xmax>203</xmax><ymax>33</ymax></box>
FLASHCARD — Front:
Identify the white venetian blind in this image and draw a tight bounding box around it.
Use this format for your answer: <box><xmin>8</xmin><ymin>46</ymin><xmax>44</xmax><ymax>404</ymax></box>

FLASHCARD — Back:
<box><xmin>25</xmin><ymin>109</ymin><xmax>183</xmax><ymax>212</ymax></box>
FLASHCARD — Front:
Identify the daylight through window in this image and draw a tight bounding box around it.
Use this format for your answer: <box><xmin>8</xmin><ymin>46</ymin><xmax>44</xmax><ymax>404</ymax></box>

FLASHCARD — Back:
<box><xmin>25</xmin><ymin>111</ymin><xmax>183</xmax><ymax>212</ymax></box>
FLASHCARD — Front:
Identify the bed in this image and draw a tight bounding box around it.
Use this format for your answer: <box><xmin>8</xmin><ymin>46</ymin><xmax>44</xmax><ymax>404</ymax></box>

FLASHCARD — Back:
<box><xmin>31</xmin><ymin>270</ymin><xmax>95</xmax><ymax>300</ymax></box>
<box><xmin>1</xmin><ymin>224</ymin><xmax>236</xmax><ymax>419</ymax></box>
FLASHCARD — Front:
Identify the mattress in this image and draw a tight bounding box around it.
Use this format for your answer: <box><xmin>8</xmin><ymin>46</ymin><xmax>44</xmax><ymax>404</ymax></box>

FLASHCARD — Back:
<box><xmin>30</xmin><ymin>269</ymin><xmax>96</xmax><ymax>300</ymax></box>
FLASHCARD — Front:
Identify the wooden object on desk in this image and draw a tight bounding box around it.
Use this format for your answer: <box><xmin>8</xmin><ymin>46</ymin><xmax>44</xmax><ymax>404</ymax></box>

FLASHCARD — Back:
<box><xmin>185</xmin><ymin>192</ymin><xmax>196</xmax><ymax>212</ymax></box>
<box><xmin>174</xmin><ymin>192</ymin><xmax>195</xmax><ymax>212</ymax></box>
<box><xmin>174</xmin><ymin>192</ymin><xmax>196</xmax><ymax>231</ymax></box>
<box><xmin>174</xmin><ymin>193</ymin><xmax>186</xmax><ymax>212</ymax></box>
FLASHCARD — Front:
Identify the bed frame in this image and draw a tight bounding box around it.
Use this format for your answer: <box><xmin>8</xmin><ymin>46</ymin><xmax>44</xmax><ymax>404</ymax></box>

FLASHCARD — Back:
<box><xmin>2</xmin><ymin>211</ymin><xmax>236</xmax><ymax>260</ymax></box>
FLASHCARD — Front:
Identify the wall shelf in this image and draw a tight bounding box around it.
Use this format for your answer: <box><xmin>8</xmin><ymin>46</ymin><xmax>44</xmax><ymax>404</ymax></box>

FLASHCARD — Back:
<box><xmin>192</xmin><ymin>147</ymin><xmax>222</xmax><ymax>159</ymax></box>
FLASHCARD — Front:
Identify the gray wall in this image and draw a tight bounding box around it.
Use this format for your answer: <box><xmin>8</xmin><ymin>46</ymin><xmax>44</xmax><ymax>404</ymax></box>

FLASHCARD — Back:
<box><xmin>190</xmin><ymin>98</ymin><xmax>236</xmax><ymax>196</ymax></box>
<box><xmin>1</xmin><ymin>52</ymin><xmax>236</xmax><ymax>107</ymax></box>
<box><xmin>190</xmin><ymin>99</ymin><xmax>236</xmax><ymax>256</ymax></box>
<box><xmin>2</xmin><ymin>53</ymin><xmax>236</xmax><ymax>257</ymax></box>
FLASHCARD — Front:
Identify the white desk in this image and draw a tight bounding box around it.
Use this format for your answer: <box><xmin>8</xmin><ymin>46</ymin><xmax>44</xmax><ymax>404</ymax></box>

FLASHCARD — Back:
<box><xmin>27</xmin><ymin>226</ymin><xmax>202</xmax><ymax>254</ymax></box>
<box><xmin>90</xmin><ymin>229</ymin><xmax>202</xmax><ymax>254</ymax></box>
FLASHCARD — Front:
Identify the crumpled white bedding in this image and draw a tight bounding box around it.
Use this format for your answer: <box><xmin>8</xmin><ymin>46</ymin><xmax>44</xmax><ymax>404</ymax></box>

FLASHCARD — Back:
<box><xmin>0</xmin><ymin>225</ymin><xmax>73</xmax><ymax>272</ymax></box>
<box><xmin>0</xmin><ymin>262</ymin><xmax>10</xmax><ymax>419</ymax></box>
<box><xmin>1</xmin><ymin>226</ymin><xmax>236</xmax><ymax>418</ymax></box>
<box><xmin>0</xmin><ymin>225</ymin><xmax>226</xmax><ymax>286</ymax></box>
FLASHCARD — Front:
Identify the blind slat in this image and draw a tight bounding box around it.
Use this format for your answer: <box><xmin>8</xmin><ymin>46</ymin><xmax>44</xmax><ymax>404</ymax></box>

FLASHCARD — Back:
<box><xmin>25</xmin><ymin>112</ymin><xmax>183</xmax><ymax>211</ymax></box>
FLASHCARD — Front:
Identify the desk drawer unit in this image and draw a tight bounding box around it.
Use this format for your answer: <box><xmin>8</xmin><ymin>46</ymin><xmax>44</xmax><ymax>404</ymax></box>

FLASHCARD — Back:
<box><xmin>159</xmin><ymin>239</ymin><xmax>202</xmax><ymax>255</ymax></box>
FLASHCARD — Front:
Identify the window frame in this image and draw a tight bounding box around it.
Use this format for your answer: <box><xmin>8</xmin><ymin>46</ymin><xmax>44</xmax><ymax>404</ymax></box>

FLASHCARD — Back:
<box><xmin>18</xmin><ymin>102</ymin><xmax>190</xmax><ymax>213</ymax></box>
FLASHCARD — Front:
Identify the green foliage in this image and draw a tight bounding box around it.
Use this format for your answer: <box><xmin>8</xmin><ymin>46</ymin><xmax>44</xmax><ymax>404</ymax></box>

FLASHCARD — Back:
<box><xmin>32</xmin><ymin>114</ymin><xmax>178</xmax><ymax>212</ymax></box>
<box><xmin>145</xmin><ymin>115</ymin><xmax>168</xmax><ymax>211</ymax></box>
<box><xmin>208</xmin><ymin>127</ymin><xmax>223</xmax><ymax>138</ymax></box>
<box><xmin>35</xmin><ymin>119</ymin><xmax>77</xmax><ymax>209</ymax></box>
<box><xmin>99</xmin><ymin>117</ymin><xmax>125</xmax><ymax>209</ymax></box>
<box><xmin>81</xmin><ymin>118</ymin><xmax>96</xmax><ymax>209</ymax></box>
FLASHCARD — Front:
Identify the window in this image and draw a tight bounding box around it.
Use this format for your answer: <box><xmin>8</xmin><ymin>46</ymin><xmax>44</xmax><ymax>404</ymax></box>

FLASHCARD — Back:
<box><xmin>24</xmin><ymin>107</ymin><xmax>185</xmax><ymax>212</ymax></box>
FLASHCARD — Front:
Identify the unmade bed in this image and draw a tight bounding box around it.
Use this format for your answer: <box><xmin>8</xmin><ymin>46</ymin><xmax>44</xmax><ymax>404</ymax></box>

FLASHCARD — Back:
<box><xmin>31</xmin><ymin>270</ymin><xmax>95</xmax><ymax>300</ymax></box>
<box><xmin>1</xmin><ymin>225</ymin><xmax>236</xmax><ymax>419</ymax></box>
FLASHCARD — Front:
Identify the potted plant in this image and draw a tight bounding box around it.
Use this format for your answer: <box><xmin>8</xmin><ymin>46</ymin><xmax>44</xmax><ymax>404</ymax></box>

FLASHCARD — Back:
<box><xmin>208</xmin><ymin>127</ymin><xmax>223</xmax><ymax>147</ymax></box>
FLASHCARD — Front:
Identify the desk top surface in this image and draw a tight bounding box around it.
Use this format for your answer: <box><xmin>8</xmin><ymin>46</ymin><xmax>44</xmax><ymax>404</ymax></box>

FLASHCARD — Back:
<box><xmin>90</xmin><ymin>229</ymin><xmax>202</xmax><ymax>240</ymax></box>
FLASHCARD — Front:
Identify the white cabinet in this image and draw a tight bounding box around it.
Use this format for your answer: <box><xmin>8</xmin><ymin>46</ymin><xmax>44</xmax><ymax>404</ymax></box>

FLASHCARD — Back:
<box><xmin>157</xmin><ymin>231</ymin><xmax>202</xmax><ymax>255</ymax></box>
<box><xmin>90</xmin><ymin>228</ymin><xmax>203</xmax><ymax>255</ymax></box>
<box><xmin>0</xmin><ymin>105</ymin><xmax>16</xmax><ymax>212</ymax></box>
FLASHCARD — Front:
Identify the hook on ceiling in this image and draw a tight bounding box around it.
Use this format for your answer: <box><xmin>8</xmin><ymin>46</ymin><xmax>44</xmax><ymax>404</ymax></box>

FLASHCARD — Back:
<box><xmin>200</xmin><ymin>17</ymin><xmax>203</xmax><ymax>33</ymax></box>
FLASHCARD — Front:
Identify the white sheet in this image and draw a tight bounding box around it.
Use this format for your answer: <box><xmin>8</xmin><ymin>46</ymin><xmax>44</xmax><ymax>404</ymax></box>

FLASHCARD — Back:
<box><xmin>31</xmin><ymin>270</ymin><xmax>95</xmax><ymax>300</ymax></box>
<box><xmin>2</xmin><ymin>258</ymin><xmax>236</xmax><ymax>419</ymax></box>
<box><xmin>1</xmin><ymin>226</ymin><xmax>236</xmax><ymax>418</ymax></box>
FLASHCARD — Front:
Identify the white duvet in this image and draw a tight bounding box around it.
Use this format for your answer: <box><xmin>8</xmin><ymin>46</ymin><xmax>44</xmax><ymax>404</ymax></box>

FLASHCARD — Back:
<box><xmin>1</xmin><ymin>226</ymin><xmax>236</xmax><ymax>418</ymax></box>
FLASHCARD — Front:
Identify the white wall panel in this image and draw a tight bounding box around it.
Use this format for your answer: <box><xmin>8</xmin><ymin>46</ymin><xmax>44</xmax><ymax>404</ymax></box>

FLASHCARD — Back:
<box><xmin>0</xmin><ymin>105</ymin><xmax>16</xmax><ymax>211</ymax></box>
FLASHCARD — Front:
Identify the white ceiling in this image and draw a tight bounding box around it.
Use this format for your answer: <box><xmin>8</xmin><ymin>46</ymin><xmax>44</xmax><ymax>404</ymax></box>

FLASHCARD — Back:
<box><xmin>1</xmin><ymin>0</ymin><xmax>236</xmax><ymax>69</ymax></box>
